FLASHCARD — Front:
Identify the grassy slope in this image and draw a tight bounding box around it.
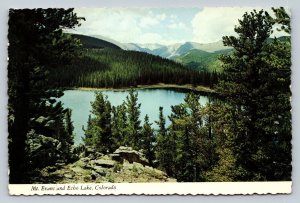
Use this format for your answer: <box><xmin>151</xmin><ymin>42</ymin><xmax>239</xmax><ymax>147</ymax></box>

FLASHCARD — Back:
<box><xmin>173</xmin><ymin>49</ymin><xmax>232</xmax><ymax>72</ymax></box>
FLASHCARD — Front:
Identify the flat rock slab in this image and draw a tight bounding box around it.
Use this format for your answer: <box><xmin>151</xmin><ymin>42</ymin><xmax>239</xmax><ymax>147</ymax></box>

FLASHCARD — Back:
<box><xmin>91</xmin><ymin>159</ymin><xmax>115</xmax><ymax>168</ymax></box>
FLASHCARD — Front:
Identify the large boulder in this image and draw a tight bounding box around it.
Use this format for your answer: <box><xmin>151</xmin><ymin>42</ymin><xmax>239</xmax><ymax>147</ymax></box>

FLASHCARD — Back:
<box><xmin>110</xmin><ymin>146</ymin><xmax>149</xmax><ymax>166</ymax></box>
<box><xmin>25</xmin><ymin>130</ymin><xmax>61</xmax><ymax>168</ymax></box>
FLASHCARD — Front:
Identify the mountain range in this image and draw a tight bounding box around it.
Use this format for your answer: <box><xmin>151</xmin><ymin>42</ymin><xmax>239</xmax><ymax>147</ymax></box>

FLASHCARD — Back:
<box><xmin>121</xmin><ymin>41</ymin><xmax>230</xmax><ymax>59</ymax></box>
<box><xmin>73</xmin><ymin>34</ymin><xmax>232</xmax><ymax>72</ymax></box>
<box><xmin>91</xmin><ymin>34</ymin><xmax>229</xmax><ymax>59</ymax></box>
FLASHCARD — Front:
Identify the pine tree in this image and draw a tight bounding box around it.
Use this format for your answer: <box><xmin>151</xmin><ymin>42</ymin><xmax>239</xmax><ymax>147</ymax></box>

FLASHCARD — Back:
<box><xmin>8</xmin><ymin>8</ymin><xmax>84</xmax><ymax>183</ymax></box>
<box><xmin>258</xmin><ymin>7</ymin><xmax>292</xmax><ymax>180</ymax></box>
<box><xmin>83</xmin><ymin>92</ymin><xmax>114</xmax><ymax>153</ymax></box>
<box><xmin>155</xmin><ymin>107</ymin><xmax>177</xmax><ymax>176</ymax></box>
<box><xmin>64</xmin><ymin>108</ymin><xmax>75</xmax><ymax>145</ymax></box>
<box><xmin>83</xmin><ymin>114</ymin><xmax>95</xmax><ymax>146</ymax></box>
<box><xmin>214</xmin><ymin>8</ymin><xmax>291</xmax><ymax>180</ymax></box>
<box><xmin>141</xmin><ymin>115</ymin><xmax>156</xmax><ymax>166</ymax></box>
<box><xmin>166</xmin><ymin>93</ymin><xmax>212</xmax><ymax>181</ymax></box>
<box><xmin>111</xmin><ymin>103</ymin><xmax>127</xmax><ymax>147</ymax></box>
<box><xmin>125</xmin><ymin>90</ymin><xmax>142</xmax><ymax>149</ymax></box>
<box><xmin>204</xmin><ymin>101</ymin><xmax>245</xmax><ymax>181</ymax></box>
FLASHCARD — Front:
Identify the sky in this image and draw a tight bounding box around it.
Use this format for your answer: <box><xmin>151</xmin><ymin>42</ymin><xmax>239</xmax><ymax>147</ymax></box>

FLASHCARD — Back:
<box><xmin>69</xmin><ymin>7</ymin><xmax>287</xmax><ymax>45</ymax></box>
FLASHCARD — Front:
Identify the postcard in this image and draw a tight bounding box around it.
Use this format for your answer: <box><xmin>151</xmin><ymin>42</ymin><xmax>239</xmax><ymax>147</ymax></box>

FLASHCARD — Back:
<box><xmin>7</xmin><ymin>7</ymin><xmax>292</xmax><ymax>195</ymax></box>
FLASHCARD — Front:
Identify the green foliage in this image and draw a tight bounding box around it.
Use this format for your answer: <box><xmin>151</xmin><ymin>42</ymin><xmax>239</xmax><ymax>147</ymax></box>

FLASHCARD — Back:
<box><xmin>157</xmin><ymin>93</ymin><xmax>215</xmax><ymax>182</ymax></box>
<box><xmin>111</xmin><ymin>103</ymin><xmax>127</xmax><ymax>147</ymax></box>
<box><xmin>83</xmin><ymin>92</ymin><xmax>116</xmax><ymax>153</ymax></box>
<box><xmin>213</xmin><ymin>8</ymin><xmax>291</xmax><ymax>181</ymax></box>
<box><xmin>64</xmin><ymin>109</ymin><xmax>75</xmax><ymax>145</ymax></box>
<box><xmin>155</xmin><ymin>107</ymin><xmax>176</xmax><ymax>176</ymax></box>
<box><xmin>84</xmin><ymin>90</ymin><xmax>143</xmax><ymax>152</ymax></box>
<box><xmin>174</xmin><ymin>49</ymin><xmax>232</xmax><ymax>72</ymax></box>
<box><xmin>124</xmin><ymin>90</ymin><xmax>142</xmax><ymax>149</ymax></box>
<box><xmin>141</xmin><ymin>115</ymin><xmax>156</xmax><ymax>166</ymax></box>
<box><xmin>49</xmin><ymin>47</ymin><xmax>218</xmax><ymax>88</ymax></box>
<box><xmin>8</xmin><ymin>8</ymin><xmax>83</xmax><ymax>183</ymax></box>
<box><xmin>267</xmin><ymin>7</ymin><xmax>291</xmax><ymax>34</ymax></box>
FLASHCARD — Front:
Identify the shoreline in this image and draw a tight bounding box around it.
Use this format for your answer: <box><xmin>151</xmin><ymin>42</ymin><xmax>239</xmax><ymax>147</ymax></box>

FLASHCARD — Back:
<box><xmin>69</xmin><ymin>84</ymin><xmax>215</xmax><ymax>94</ymax></box>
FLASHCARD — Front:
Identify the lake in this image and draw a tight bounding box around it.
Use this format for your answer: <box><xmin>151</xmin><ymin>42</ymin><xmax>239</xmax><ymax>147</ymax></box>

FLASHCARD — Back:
<box><xmin>58</xmin><ymin>89</ymin><xmax>209</xmax><ymax>145</ymax></box>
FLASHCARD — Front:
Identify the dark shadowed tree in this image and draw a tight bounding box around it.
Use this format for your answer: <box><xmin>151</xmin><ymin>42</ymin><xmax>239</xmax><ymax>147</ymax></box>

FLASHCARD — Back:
<box><xmin>8</xmin><ymin>8</ymin><xmax>84</xmax><ymax>183</ymax></box>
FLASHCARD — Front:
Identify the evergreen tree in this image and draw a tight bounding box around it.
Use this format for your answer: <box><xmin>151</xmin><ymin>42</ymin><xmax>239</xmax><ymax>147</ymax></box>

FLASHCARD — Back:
<box><xmin>155</xmin><ymin>107</ymin><xmax>177</xmax><ymax>176</ymax></box>
<box><xmin>64</xmin><ymin>108</ymin><xmax>75</xmax><ymax>145</ymax></box>
<box><xmin>8</xmin><ymin>8</ymin><xmax>84</xmax><ymax>183</ymax></box>
<box><xmin>83</xmin><ymin>114</ymin><xmax>94</xmax><ymax>146</ymax></box>
<box><xmin>125</xmin><ymin>90</ymin><xmax>142</xmax><ymax>149</ymax></box>
<box><xmin>166</xmin><ymin>93</ymin><xmax>212</xmax><ymax>181</ymax></box>
<box><xmin>83</xmin><ymin>92</ymin><xmax>115</xmax><ymax>153</ymax></box>
<box><xmin>111</xmin><ymin>103</ymin><xmax>127</xmax><ymax>147</ymax></box>
<box><xmin>214</xmin><ymin>8</ymin><xmax>291</xmax><ymax>180</ymax></box>
<box><xmin>141</xmin><ymin>115</ymin><xmax>156</xmax><ymax>166</ymax></box>
<box><xmin>258</xmin><ymin>7</ymin><xmax>292</xmax><ymax>180</ymax></box>
<box><xmin>204</xmin><ymin>101</ymin><xmax>245</xmax><ymax>181</ymax></box>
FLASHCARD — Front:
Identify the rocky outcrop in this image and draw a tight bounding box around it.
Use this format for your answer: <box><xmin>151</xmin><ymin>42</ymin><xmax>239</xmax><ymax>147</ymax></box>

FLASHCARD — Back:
<box><xmin>26</xmin><ymin>130</ymin><xmax>61</xmax><ymax>168</ymax></box>
<box><xmin>29</xmin><ymin>145</ymin><xmax>176</xmax><ymax>183</ymax></box>
<box><xmin>91</xmin><ymin>159</ymin><xmax>115</xmax><ymax>168</ymax></box>
<box><xmin>25</xmin><ymin>130</ymin><xmax>78</xmax><ymax>169</ymax></box>
<box><xmin>110</xmin><ymin>146</ymin><xmax>149</xmax><ymax>166</ymax></box>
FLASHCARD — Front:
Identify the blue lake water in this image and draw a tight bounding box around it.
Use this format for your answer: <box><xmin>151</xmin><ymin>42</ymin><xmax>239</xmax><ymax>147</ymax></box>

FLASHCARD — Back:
<box><xmin>58</xmin><ymin>89</ymin><xmax>209</xmax><ymax>145</ymax></box>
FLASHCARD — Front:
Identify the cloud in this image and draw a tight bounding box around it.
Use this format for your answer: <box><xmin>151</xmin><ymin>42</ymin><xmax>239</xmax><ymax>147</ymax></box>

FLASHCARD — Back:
<box><xmin>136</xmin><ymin>33</ymin><xmax>164</xmax><ymax>43</ymax></box>
<box><xmin>71</xmin><ymin>8</ymin><xmax>171</xmax><ymax>44</ymax></box>
<box><xmin>191</xmin><ymin>7</ymin><xmax>277</xmax><ymax>43</ymax></box>
<box><xmin>168</xmin><ymin>22</ymin><xmax>187</xmax><ymax>30</ymax></box>
<box><xmin>139</xmin><ymin>12</ymin><xmax>166</xmax><ymax>28</ymax></box>
<box><xmin>67</xmin><ymin>8</ymin><xmax>288</xmax><ymax>45</ymax></box>
<box><xmin>72</xmin><ymin>8</ymin><xmax>142</xmax><ymax>43</ymax></box>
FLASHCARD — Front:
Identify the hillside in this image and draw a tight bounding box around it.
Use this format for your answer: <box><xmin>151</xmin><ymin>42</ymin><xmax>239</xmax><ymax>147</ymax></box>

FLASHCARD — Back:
<box><xmin>49</xmin><ymin>47</ymin><xmax>217</xmax><ymax>88</ymax></box>
<box><xmin>48</xmin><ymin>34</ymin><xmax>220</xmax><ymax>88</ymax></box>
<box><xmin>173</xmin><ymin>49</ymin><xmax>232</xmax><ymax>72</ymax></box>
<box><xmin>71</xmin><ymin>34</ymin><xmax>121</xmax><ymax>49</ymax></box>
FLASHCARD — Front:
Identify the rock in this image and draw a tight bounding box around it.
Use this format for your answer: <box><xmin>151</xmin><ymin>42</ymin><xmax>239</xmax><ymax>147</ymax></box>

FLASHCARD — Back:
<box><xmin>64</xmin><ymin>173</ymin><xmax>74</xmax><ymax>179</ymax></box>
<box><xmin>110</xmin><ymin>153</ymin><xmax>122</xmax><ymax>162</ymax></box>
<box><xmin>91</xmin><ymin>171</ymin><xmax>99</xmax><ymax>180</ymax></box>
<box><xmin>83</xmin><ymin>163</ymin><xmax>94</xmax><ymax>170</ymax></box>
<box><xmin>88</xmin><ymin>153</ymin><xmax>96</xmax><ymax>160</ymax></box>
<box><xmin>95</xmin><ymin>152</ymin><xmax>104</xmax><ymax>158</ymax></box>
<box><xmin>46</xmin><ymin>166</ymin><xmax>57</xmax><ymax>173</ymax></box>
<box><xmin>25</xmin><ymin>130</ymin><xmax>61</xmax><ymax>168</ymax></box>
<box><xmin>79</xmin><ymin>152</ymin><xmax>85</xmax><ymax>159</ymax></box>
<box><xmin>93</xmin><ymin>166</ymin><xmax>107</xmax><ymax>176</ymax></box>
<box><xmin>81</xmin><ymin>157</ymin><xmax>91</xmax><ymax>163</ymax></box>
<box><xmin>113</xmin><ymin>146</ymin><xmax>149</xmax><ymax>166</ymax></box>
<box><xmin>55</xmin><ymin>163</ymin><xmax>65</xmax><ymax>168</ymax></box>
<box><xmin>91</xmin><ymin>159</ymin><xmax>115</xmax><ymax>168</ymax></box>
<box><xmin>85</xmin><ymin>147</ymin><xmax>96</xmax><ymax>155</ymax></box>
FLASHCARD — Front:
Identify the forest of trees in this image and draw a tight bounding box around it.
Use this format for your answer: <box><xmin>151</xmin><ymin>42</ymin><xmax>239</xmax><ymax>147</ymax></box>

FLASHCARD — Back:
<box><xmin>7</xmin><ymin>7</ymin><xmax>291</xmax><ymax>183</ymax></box>
<box><xmin>49</xmin><ymin>47</ymin><xmax>220</xmax><ymax>88</ymax></box>
<box><xmin>82</xmin><ymin>7</ymin><xmax>291</xmax><ymax>181</ymax></box>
